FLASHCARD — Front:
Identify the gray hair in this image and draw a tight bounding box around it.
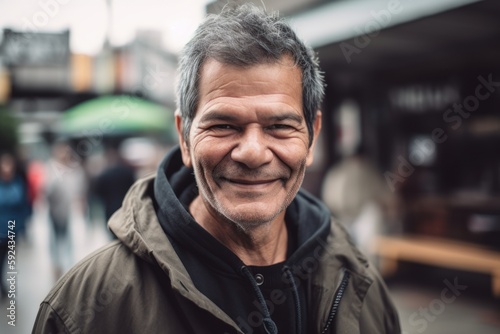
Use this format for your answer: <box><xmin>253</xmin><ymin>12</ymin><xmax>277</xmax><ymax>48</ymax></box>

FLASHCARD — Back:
<box><xmin>176</xmin><ymin>3</ymin><xmax>325</xmax><ymax>146</ymax></box>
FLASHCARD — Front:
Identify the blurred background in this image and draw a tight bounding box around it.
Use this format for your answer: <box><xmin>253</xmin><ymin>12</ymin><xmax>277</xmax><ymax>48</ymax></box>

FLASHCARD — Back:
<box><xmin>0</xmin><ymin>0</ymin><xmax>499</xmax><ymax>333</ymax></box>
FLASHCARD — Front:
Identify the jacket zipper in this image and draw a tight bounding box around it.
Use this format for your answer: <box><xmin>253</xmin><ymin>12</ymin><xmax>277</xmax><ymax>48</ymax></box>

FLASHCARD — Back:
<box><xmin>320</xmin><ymin>271</ymin><xmax>351</xmax><ymax>334</ymax></box>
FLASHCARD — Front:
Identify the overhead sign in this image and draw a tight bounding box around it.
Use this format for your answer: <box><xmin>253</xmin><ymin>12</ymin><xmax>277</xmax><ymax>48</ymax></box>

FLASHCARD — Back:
<box><xmin>0</xmin><ymin>29</ymin><xmax>70</xmax><ymax>66</ymax></box>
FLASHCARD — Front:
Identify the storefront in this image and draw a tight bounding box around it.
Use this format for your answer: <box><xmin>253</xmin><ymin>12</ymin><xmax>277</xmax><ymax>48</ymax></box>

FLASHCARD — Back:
<box><xmin>291</xmin><ymin>0</ymin><xmax>500</xmax><ymax>295</ymax></box>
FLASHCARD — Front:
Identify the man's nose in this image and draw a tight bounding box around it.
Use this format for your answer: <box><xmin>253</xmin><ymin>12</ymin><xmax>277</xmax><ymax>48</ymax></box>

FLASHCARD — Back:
<box><xmin>231</xmin><ymin>127</ymin><xmax>273</xmax><ymax>168</ymax></box>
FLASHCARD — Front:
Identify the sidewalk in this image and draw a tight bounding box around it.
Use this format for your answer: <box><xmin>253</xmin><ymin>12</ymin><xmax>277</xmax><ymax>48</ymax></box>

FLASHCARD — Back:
<box><xmin>0</xmin><ymin>204</ymin><xmax>110</xmax><ymax>334</ymax></box>
<box><xmin>392</xmin><ymin>280</ymin><xmax>500</xmax><ymax>334</ymax></box>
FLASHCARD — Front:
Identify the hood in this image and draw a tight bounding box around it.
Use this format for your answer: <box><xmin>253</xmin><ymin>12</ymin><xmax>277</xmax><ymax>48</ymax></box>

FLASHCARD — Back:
<box><xmin>152</xmin><ymin>146</ymin><xmax>336</xmax><ymax>270</ymax></box>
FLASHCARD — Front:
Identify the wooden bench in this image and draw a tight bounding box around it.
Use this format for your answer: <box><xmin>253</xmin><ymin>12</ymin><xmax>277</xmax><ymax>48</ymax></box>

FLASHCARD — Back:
<box><xmin>372</xmin><ymin>235</ymin><xmax>500</xmax><ymax>297</ymax></box>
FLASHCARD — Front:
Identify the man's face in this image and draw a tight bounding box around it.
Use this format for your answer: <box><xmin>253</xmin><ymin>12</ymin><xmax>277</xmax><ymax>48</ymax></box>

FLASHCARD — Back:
<box><xmin>177</xmin><ymin>56</ymin><xmax>321</xmax><ymax>230</ymax></box>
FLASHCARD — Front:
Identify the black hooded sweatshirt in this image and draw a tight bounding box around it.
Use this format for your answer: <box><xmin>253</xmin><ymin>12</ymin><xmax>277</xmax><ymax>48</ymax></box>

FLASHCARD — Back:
<box><xmin>153</xmin><ymin>147</ymin><xmax>332</xmax><ymax>334</ymax></box>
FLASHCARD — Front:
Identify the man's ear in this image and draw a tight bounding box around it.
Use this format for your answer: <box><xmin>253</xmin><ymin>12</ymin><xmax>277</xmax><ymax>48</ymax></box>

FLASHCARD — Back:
<box><xmin>175</xmin><ymin>111</ymin><xmax>192</xmax><ymax>168</ymax></box>
<box><xmin>306</xmin><ymin>111</ymin><xmax>322</xmax><ymax>167</ymax></box>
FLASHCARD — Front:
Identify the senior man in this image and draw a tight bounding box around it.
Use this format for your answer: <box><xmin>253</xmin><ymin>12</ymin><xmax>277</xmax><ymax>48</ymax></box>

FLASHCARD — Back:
<box><xmin>33</xmin><ymin>4</ymin><xmax>400</xmax><ymax>334</ymax></box>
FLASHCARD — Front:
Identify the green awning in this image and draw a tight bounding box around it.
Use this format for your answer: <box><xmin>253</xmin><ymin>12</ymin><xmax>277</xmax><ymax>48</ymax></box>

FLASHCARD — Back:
<box><xmin>60</xmin><ymin>95</ymin><xmax>173</xmax><ymax>137</ymax></box>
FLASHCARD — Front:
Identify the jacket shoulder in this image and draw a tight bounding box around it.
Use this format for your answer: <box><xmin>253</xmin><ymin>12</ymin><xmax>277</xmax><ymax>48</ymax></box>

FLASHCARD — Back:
<box><xmin>325</xmin><ymin>218</ymin><xmax>401</xmax><ymax>333</ymax></box>
<box><xmin>32</xmin><ymin>239</ymin><xmax>240</xmax><ymax>334</ymax></box>
<box><xmin>358</xmin><ymin>265</ymin><xmax>401</xmax><ymax>334</ymax></box>
<box><xmin>33</xmin><ymin>241</ymin><xmax>150</xmax><ymax>333</ymax></box>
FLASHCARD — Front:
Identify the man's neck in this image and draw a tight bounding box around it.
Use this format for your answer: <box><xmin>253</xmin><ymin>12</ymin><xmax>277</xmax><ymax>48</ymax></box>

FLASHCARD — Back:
<box><xmin>189</xmin><ymin>196</ymin><xmax>288</xmax><ymax>266</ymax></box>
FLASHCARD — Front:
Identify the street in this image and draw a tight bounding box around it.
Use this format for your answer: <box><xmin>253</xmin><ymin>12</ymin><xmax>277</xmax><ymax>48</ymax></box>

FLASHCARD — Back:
<box><xmin>0</xmin><ymin>203</ymin><xmax>110</xmax><ymax>333</ymax></box>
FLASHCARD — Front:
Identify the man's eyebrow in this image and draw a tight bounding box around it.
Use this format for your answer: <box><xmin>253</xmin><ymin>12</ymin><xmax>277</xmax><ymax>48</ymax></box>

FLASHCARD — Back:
<box><xmin>199</xmin><ymin>111</ymin><xmax>303</xmax><ymax>123</ymax></box>
<box><xmin>267</xmin><ymin>113</ymin><xmax>303</xmax><ymax>123</ymax></box>
<box><xmin>199</xmin><ymin>112</ymin><xmax>238</xmax><ymax>123</ymax></box>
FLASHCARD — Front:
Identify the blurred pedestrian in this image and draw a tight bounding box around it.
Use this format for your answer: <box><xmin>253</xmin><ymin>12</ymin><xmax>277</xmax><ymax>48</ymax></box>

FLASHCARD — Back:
<box><xmin>322</xmin><ymin>144</ymin><xmax>398</xmax><ymax>260</ymax></box>
<box><xmin>94</xmin><ymin>144</ymin><xmax>136</xmax><ymax>237</ymax></box>
<box><xmin>43</xmin><ymin>141</ymin><xmax>86</xmax><ymax>279</ymax></box>
<box><xmin>0</xmin><ymin>151</ymin><xmax>31</xmax><ymax>298</ymax></box>
<box><xmin>27</xmin><ymin>159</ymin><xmax>45</xmax><ymax>209</ymax></box>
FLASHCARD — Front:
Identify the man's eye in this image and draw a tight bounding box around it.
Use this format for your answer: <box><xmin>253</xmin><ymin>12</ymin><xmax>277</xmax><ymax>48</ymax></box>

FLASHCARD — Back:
<box><xmin>268</xmin><ymin>124</ymin><xmax>293</xmax><ymax>130</ymax></box>
<box><xmin>210</xmin><ymin>124</ymin><xmax>235</xmax><ymax>131</ymax></box>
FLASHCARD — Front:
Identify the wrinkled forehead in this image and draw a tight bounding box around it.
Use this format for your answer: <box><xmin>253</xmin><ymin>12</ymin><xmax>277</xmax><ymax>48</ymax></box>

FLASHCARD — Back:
<box><xmin>197</xmin><ymin>55</ymin><xmax>303</xmax><ymax>98</ymax></box>
<box><xmin>197</xmin><ymin>56</ymin><xmax>303</xmax><ymax>104</ymax></box>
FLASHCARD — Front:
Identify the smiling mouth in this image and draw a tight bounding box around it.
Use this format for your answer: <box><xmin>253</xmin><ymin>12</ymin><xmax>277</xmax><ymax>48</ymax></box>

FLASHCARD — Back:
<box><xmin>224</xmin><ymin>177</ymin><xmax>279</xmax><ymax>186</ymax></box>
<box><xmin>218</xmin><ymin>175</ymin><xmax>290</xmax><ymax>189</ymax></box>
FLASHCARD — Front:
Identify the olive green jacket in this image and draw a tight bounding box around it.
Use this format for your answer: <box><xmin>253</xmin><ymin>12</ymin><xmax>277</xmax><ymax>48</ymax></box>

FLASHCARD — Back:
<box><xmin>32</xmin><ymin>174</ymin><xmax>400</xmax><ymax>334</ymax></box>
